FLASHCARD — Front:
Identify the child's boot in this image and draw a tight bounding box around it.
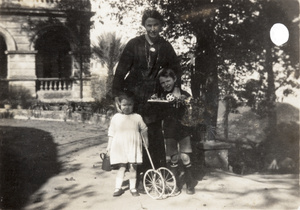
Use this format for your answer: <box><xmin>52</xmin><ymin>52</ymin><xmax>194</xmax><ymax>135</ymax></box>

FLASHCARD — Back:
<box><xmin>168</xmin><ymin>162</ymin><xmax>181</xmax><ymax>195</ymax></box>
<box><xmin>136</xmin><ymin>173</ymin><xmax>146</xmax><ymax>194</ymax></box>
<box><xmin>184</xmin><ymin>164</ymin><xmax>198</xmax><ymax>195</ymax></box>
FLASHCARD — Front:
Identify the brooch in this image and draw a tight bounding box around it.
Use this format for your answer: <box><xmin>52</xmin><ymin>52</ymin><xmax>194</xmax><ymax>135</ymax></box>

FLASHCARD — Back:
<box><xmin>150</xmin><ymin>47</ymin><xmax>156</xmax><ymax>52</ymax></box>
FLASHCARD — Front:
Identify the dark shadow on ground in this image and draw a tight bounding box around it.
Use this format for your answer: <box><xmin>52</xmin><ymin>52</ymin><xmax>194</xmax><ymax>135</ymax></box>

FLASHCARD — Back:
<box><xmin>0</xmin><ymin>126</ymin><xmax>61</xmax><ymax>209</ymax></box>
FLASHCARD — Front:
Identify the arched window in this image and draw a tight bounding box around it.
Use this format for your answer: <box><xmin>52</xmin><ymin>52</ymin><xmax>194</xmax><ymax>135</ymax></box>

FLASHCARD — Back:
<box><xmin>35</xmin><ymin>30</ymin><xmax>71</xmax><ymax>78</ymax></box>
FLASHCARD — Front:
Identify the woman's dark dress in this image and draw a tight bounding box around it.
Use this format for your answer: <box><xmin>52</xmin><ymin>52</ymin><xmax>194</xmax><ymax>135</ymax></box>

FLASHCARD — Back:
<box><xmin>112</xmin><ymin>35</ymin><xmax>181</xmax><ymax>172</ymax></box>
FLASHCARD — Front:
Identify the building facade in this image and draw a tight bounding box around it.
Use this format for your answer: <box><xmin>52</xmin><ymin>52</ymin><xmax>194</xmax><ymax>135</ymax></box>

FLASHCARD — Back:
<box><xmin>0</xmin><ymin>0</ymin><xmax>94</xmax><ymax>103</ymax></box>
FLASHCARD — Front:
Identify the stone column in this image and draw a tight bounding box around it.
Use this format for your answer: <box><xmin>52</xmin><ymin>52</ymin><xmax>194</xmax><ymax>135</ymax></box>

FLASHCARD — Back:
<box><xmin>82</xmin><ymin>77</ymin><xmax>92</xmax><ymax>100</ymax></box>
<box><xmin>71</xmin><ymin>77</ymin><xmax>93</xmax><ymax>102</ymax></box>
<box><xmin>6</xmin><ymin>50</ymin><xmax>37</xmax><ymax>96</ymax></box>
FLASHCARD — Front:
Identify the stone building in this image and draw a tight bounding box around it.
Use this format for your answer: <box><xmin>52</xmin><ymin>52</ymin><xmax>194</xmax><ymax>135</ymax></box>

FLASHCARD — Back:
<box><xmin>0</xmin><ymin>0</ymin><xmax>94</xmax><ymax>103</ymax></box>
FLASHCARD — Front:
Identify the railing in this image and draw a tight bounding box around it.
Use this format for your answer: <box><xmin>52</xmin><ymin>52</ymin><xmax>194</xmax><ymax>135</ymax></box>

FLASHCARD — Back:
<box><xmin>36</xmin><ymin>78</ymin><xmax>73</xmax><ymax>91</ymax></box>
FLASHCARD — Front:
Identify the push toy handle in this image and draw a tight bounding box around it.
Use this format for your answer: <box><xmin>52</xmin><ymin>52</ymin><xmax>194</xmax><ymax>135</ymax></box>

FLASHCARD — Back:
<box><xmin>140</xmin><ymin>135</ymin><xmax>155</xmax><ymax>170</ymax></box>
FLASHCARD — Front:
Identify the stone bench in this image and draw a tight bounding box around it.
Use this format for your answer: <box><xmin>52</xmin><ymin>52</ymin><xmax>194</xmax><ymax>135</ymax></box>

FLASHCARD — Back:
<box><xmin>197</xmin><ymin>141</ymin><xmax>231</xmax><ymax>170</ymax></box>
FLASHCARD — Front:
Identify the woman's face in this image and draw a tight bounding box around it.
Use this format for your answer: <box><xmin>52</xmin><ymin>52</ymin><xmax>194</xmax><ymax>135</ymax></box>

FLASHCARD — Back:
<box><xmin>120</xmin><ymin>99</ymin><xmax>134</xmax><ymax>115</ymax></box>
<box><xmin>159</xmin><ymin>76</ymin><xmax>176</xmax><ymax>93</ymax></box>
<box><xmin>144</xmin><ymin>18</ymin><xmax>162</xmax><ymax>40</ymax></box>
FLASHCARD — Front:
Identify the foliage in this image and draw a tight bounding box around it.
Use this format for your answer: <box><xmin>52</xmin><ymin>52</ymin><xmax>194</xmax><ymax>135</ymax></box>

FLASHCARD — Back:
<box><xmin>90</xmin><ymin>76</ymin><xmax>106</xmax><ymax>101</ymax></box>
<box><xmin>158</xmin><ymin>0</ymin><xmax>299</xmax><ymax>133</ymax></box>
<box><xmin>0</xmin><ymin>110</ymin><xmax>14</xmax><ymax>119</ymax></box>
<box><xmin>28</xmin><ymin>99</ymin><xmax>115</xmax><ymax>116</ymax></box>
<box><xmin>91</xmin><ymin>0</ymin><xmax>152</xmax><ymax>40</ymax></box>
<box><xmin>92</xmin><ymin>32</ymin><xmax>125</xmax><ymax>70</ymax></box>
<box><xmin>57</xmin><ymin>0</ymin><xmax>91</xmax><ymax>11</ymax></box>
<box><xmin>90</xmin><ymin>98</ymin><xmax>115</xmax><ymax>114</ymax></box>
<box><xmin>228</xmin><ymin>140</ymin><xmax>265</xmax><ymax>175</ymax></box>
<box><xmin>217</xmin><ymin>100</ymin><xmax>299</xmax><ymax>174</ymax></box>
<box><xmin>92</xmin><ymin>31</ymin><xmax>125</xmax><ymax>97</ymax></box>
<box><xmin>0</xmin><ymin>86</ymin><xmax>35</xmax><ymax>109</ymax></box>
<box><xmin>158</xmin><ymin>0</ymin><xmax>298</xmax><ymax>96</ymax></box>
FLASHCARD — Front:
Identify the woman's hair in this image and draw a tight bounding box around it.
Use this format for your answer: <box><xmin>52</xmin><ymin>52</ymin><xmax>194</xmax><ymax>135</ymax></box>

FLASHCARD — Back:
<box><xmin>157</xmin><ymin>68</ymin><xmax>177</xmax><ymax>80</ymax></box>
<box><xmin>142</xmin><ymin>9</ymin><xmax>164</xmax><ymax>26</ymax></box>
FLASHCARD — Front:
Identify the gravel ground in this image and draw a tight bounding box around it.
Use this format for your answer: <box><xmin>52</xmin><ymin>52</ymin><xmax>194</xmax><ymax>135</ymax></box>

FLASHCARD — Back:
<box><xmin>0</xmin><ymin>119</ymin><xmax>299</xmax><ymax>210</ymax></box>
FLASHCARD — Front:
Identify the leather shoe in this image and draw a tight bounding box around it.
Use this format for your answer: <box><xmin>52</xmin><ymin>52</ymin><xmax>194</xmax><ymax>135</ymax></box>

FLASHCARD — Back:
<box><xmin>137</xmin><ymin>185</ymin><xmax>146</xmax><ymax>194</ymax></box>
<box><xmin>130</xmin><ymin>189</ymin><xmax>140</xmax><ymax>197</ymax></box>
<box><xmin>113</xmin><ymin>188</ymin><xmax>124</xmax><ymax>197</ymax></box>
<box><xmin>186</xmin><ymin>179</ymin><xmax>198</xmax><ymax>195</ymax></box>
<box><xmin>186</xmin><ymin>187</ymin><xmax>195</xmax><ymax>195</ymax></box>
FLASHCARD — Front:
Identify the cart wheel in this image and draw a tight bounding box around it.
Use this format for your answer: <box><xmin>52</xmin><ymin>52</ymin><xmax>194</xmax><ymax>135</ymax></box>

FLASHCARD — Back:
<box><xmin>158</xmin><ymin>167</ymin><xmax>176</xmax><ymax>197</ymax></box>
<box><xmin>143</xmin><ymin>169</ymin><xmax>165</xmax><ymax>199</ymax></box>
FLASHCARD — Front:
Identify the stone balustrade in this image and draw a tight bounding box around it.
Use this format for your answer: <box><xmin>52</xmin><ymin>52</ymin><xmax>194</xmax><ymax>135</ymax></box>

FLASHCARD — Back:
<box><xmin>37</xmin><ymin>78</ymin><xmax>73</xmax><ymax>91</ymax></box>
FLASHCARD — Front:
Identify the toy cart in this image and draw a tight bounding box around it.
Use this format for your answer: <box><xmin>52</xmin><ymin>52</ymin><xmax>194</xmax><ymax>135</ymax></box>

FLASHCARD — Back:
<box><xmin>141</xmin><ymin>136</ymin><xmax>177</xmax><ymax>199</ymax></box>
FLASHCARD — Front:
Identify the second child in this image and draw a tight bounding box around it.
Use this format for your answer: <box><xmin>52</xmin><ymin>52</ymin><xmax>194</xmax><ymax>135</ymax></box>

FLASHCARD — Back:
<box><xmin>157</xmin><ymin>68</ymin><xmax>198</xmax><ymax>195</ymax></box>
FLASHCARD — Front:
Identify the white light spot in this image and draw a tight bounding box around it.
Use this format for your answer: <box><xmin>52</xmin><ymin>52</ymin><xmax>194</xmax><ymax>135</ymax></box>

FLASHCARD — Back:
<box><xmin>270</xmin><ymin>23</ymin><xmax>289</xmax><ymax>46</ymax></box>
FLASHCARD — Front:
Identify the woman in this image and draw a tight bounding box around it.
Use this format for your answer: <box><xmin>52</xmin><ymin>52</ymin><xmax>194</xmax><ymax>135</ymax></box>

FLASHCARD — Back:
<box><xmin>112</xmin><ymin>9</ymin><xmax>181</xmax><ymax>193</ymax></box>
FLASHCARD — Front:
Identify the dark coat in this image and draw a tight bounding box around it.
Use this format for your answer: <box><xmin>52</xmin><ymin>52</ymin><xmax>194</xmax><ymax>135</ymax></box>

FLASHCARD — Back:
<box><xmin>112</xmin><ymin>35</ymin><xmax>181</xmax><ymax>103</ymax></box>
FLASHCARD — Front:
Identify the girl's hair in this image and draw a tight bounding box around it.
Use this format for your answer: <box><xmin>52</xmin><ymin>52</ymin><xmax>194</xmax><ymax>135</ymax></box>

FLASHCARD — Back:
<box><xmin>157</xmin><ymin>68</ymin><xmax>177</xmax><ymax>80</ymax></box>
<box><xmin>142</xmin><ymin>9</ymin><xmax>164</xmax><ymax>26</ymax></box>
<box><xmin>118</xmin><ymin>90</ymin><xmax>135</xmax><ymax>103</ymax></box>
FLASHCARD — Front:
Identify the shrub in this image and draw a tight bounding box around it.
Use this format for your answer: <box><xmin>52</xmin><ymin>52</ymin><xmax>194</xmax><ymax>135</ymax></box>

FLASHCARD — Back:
<box><xmin>0</xmin><ymin>110</ymin><xmax>14</xmax><ymax>119</ymax></box>
<box><xmin>90</xmin><ymin>76</ymin><xmax>106</xmax><ymax>101</ymax></box>
<box><xmin>0</xmin><ymin>86</ymin><xmax>35</xmax><ymax>109</ymax></box>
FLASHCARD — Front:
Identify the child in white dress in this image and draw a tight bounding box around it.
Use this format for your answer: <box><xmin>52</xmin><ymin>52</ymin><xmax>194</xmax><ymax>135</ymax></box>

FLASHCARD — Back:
<box><xmin>107</xmin><ymin>91</ymin><xmax>149</xmax><ymax>197</ymax></box>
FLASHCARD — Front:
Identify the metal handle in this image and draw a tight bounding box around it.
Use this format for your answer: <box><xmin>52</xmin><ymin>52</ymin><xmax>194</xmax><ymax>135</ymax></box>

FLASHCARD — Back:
<box><xmin>140</xmin><ymin>135</ymin><xmax>155</xmax><ymax>170</ymax></box>
<box><xmin>100</xmin><ymin>153</ymin><xmax>106</xmax><ymax>160</ymax></box>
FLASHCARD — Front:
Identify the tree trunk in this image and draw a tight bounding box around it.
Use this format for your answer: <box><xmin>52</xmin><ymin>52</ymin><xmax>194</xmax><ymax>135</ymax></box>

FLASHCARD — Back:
<box><xmin>223</xmin><ymin>101</ymin><xmax>230</xmax><ymax>140</ymax></box>
<box><xmin>106</xmin><ymin>72</ymin><xmax>114</xmax><ymax>99</ymax></box>
<box><xmin>265</xmin><ymin>42</ymin><xmax>277</xmax><ymax>133</ymax></box>
<box><xmin>193</xmin><ymin>32</ymin><xmax>219</xmax><ymax>141</ymax></box>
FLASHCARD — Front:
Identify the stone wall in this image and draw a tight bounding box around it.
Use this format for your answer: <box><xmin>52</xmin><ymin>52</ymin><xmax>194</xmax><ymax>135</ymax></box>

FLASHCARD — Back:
<box><xmin>0</xmin><ymin>1</ymin><xmax>93</xmax><ymax>101</ymax></box>
<box><xmin>0</xmin><ymin>108</ymin><xmax>111</xmax><ymax>128</ymax></box>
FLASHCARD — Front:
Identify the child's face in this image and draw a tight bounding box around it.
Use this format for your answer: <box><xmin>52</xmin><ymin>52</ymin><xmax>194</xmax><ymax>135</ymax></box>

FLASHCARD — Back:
<box><xmin>120</xmin><ymin>99</ymin><xmax>134</xmax><ymax>115</ymax></box>
<box><xmin>159</xmin><ymin>76</ymin><xmax>176</xmax><ymax>92</ymax></box>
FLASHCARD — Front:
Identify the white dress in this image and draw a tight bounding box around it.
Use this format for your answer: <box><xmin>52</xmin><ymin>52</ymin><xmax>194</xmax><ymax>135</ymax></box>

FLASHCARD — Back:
<box><xmin>108</xmin><ymin>113</ymin><xmax>147</xmax><ymax>165</ymax></box>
